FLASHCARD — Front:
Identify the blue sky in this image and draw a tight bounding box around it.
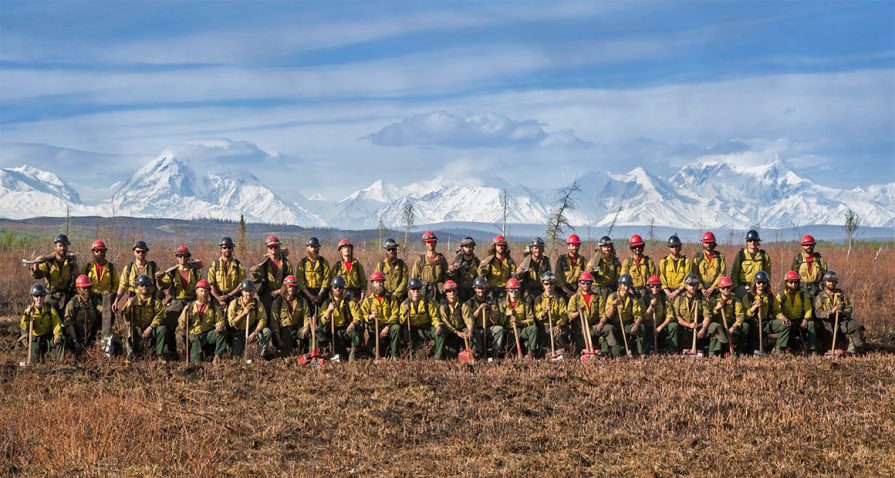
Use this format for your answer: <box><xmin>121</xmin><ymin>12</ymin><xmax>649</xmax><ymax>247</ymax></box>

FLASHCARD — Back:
<box><xmin>0</xmin><ymin>1</ymin><xmax>892</xmax><ymax>202</ymax></box>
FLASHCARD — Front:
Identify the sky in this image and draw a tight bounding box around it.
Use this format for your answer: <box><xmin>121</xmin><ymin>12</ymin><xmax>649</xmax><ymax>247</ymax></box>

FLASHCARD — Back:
<box><xmin>0</xmin><ymin>1</ymin><xmax>893</xmax><ymax>204</ymax></box>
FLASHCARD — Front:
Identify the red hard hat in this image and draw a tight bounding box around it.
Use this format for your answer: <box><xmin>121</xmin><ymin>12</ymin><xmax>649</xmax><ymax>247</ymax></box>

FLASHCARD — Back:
<box><xmin>338</xmin><ymin>238</ymin><xmax>353</xmax><ymax>249</ymax></box>
<box><xmin>506</xmin><ymin>278</ymin><xmax>521</xmax><ymax>289</ymax></box>
<box><xmin>629</xmin><ymin>235</ymin><xmax>644</xmax><ymax>247</ymax></box>
<box><xmin>370</xmin><ymin>271</ymin><xmax>386</xmax><ymax>282</ymax></box>
<box><xmin>647</xmin><ymin>275</ymin><xmax>662</xmax><ymax>286</ymax></box>
<box><xmin>785</xmin><ymin>270</ymin><xmax>801</xmax><ymax>282</ymax></box>
<box><xmin>91</xmin><ymin>240</ymin><xmax>107</xmax><ymax>251</ymax></box>
<box><xmin>801</xmin><ymin>235</ymin><xmax>816</xmax><ymax>246</ymax></box>
<box><xmin>422</xmin><ymin>231</ymin><xmax>437</xmax><ymax>242</ymax></box>
<box><xmin>196</xmin><ymin>280</ymin><xmax>211</xmax><ymax>290</ymax></box>
<box><xmin>283</xmin><ymin>275</ymin><xmax>299</xmax><ymax>286</ymax></box>
<box><xmin>578</xmin><ymin>272</ymin><xmax>593</xmax><ymax>283</ymax></box>
<box><xmin>493</xmin><ymin>235</ymin><xmax>507</xmax><ymax>245</ymax></box>
<box><xmin>702</xmin><ymin>232</ymin><xmax>717</xmax><ymax>243</ymax></box>
<box><xmin>718</xmin><ymin>276</ymin><xmax>733</xmax><ymax>288</ymax></box>
<box><xmin>265</xmin><ymin>235</ymin><xmax>281</xmax><ymax>247</ymax></box>
<box><xmin>175</xmin><ymin>246</ymin><xmax>191</xmax><ymax>256</ymax></box>
<box><xmin>75</xmin><ymin>275</ymin><xmax>93</xmax><ymax>288</ymax></box>
<box><xmin>444</xmin><ymin>280</ymin><xmax>458</xmax><ymax>291</ymax></box>
<box><xmin>567</xmin><ymin>234</ymin><xmax>581</xmax><ymax>245</ymax></box>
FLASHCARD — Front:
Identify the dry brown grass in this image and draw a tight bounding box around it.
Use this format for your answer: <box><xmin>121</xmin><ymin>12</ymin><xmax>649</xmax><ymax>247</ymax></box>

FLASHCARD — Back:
<box><xmin>2</xmin><ymin>313</ymin><xmax>894</xmax><ymax>477</ymax></box>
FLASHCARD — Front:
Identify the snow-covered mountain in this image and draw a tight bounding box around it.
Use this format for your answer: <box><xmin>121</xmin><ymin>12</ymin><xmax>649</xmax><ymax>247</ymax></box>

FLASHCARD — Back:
<box><xmin>330</xmin><ymin>156</ymin><xmax>895</xmax><ymax>230</ymax></box>
<box><xmin>112</xmin><ymin>151</ymin><xmax>325</xmax><ymax>226</ymax></box>
<box><xmin>0</xmin><ymin>166</ymin><xmax>105</xmax><ymax>219</ymax></box>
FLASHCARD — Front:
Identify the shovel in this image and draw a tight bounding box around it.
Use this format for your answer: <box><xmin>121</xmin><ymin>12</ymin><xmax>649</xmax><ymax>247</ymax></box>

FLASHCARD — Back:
<box><xmin>824</xmin><ymin>311</ymin><xmax>853</xmax><ymax>358</ymax></box>
<box><xmin>547</xmin><ymin>309</ymin><xmax>563</xmax><ymax>361</ymax></box>
<box><xmin>510</xmin><ymin>312</ymin><xmax>525</xmax><ymax>361</ymax></box>
<box><xmin>579</xmin><ymin>307</ymin><xmax>603</xmax><ymax>361</ymax></box>
<box><xmin>682</xmin><ymin>299</ymin><xmax>704</xmax><ymax>358</ymax></box>
<box><xmin>300</xmin><ymin>313</ymin><xmax>326</xmax><ymax>365</ymax></box>
<box><xmin>20</xmin><ymin>313</ymin><xmax>34</xmax><ymax>367</ymax></box>
<box><xmin>458</xmin><ymin>335</ymin><xmax>476</xmax><ymax>363</ymax></box>
<box><xmin>720</xmin><ymin>302</ymin><xmax>736</xmax><ymax>358</ymax></box>
<box><xmin>616</xmin><ymin>298</ymin><xmax>633</xmax><ymax>357</ymax></box>
<box><xmin>754</xmin><ymin>298</ymin><xmax>766</xmax><ymax>357</ymax></box>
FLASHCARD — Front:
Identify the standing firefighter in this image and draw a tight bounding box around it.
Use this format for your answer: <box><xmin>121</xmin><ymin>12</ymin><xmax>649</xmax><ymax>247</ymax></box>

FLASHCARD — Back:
<box><xmin>587</xmin><ymin>236</ymin><xmax>621</xmax><ymax>301</ymax></box>
<box><xmin>21</xmin><ymin>284</ymin><xmax>65</xmax><ymax>363</ymax></box>
<box><xmin>394</xmin><ymin>278</ymin><xmax>438</xmax><ymax>359</ymax></box>
<box><xmin>271</xmin><ymin>275</ymin><xmax>310</xmax><ymax>357</ymax></box>
<box><xmin>777</xmin><ymin>271</ymin><xmax>817</xmax><ymax>354</ymax></box>
<box><xmin>555</xmin><ymin>234</ymin><xmax>587</xmax><ymax>300</ymax></box>
<box><xmin>659</xmin><ymin>235</ymin><xmax>692</xmax><ymax>302</ymax></box>
<box><xmin>252</xmin><ymin>235</ymin><xmax>293</xmax><ymax>319</ymax></box>
<box><xmin>448</xmin><ymin>236</ymin><xmax>481</xmax><ymax>303</ymax></box>
<box><xmin>375</xmin><ymin>238</ymin><xmax>409</xmax><ymax>303</ymax></box>
<box><xmin>156</xmin><ymin>246</ymin><xmax>201</xmax><ymax>357</ymax></box>
<box><xmin>114</xmin><ymin>240</ymin><xmax>160</xmax><ymax>313</ymax></box>
<box><xmin>82</xmin><ymin>240</ymin><xmax>120</xmax><ymax>297</ymax></box>
<box><xmin>533</xmin><ymin>272</ymin><xmax>570</xmax><ymax>355</ymax></box>
<box><xmin>648</xmin><ymin>275</ymin><xmax>678</xmax><ymax>354</ymax></box>
<box><xmin>178</xmin><ymin>280</ymin><xmax>227</xmax><ymax>364</ymax></box>
<box><xmin>412</xmin><ymin>232</ymin><xmax>447</xmax><ymax>303</ymax></box>
<box><xmin>730</xmin><ymin>229</ymin><xmax>772</xmax><ymax>300</ymax></box>
<box><xmin>516</xmin><ymin>237</ymin><xmax>551</xmax><ymax>299</ymax></box>
<box><xmin>463</xmin><ymin>277</ymin><xmax>505</xmax><ymax>358</ymax></box>
<box><xmin>319</xmin><ymin>275</ymin><xmax>363</xmax><ymax>361</ymax></box>
<box><xmin>30</xmin><ymin>234</ymin><xmax>78</xmax><ymax>314</ymax></box>
<box><xmin>433</xmin><ymin>281</ymin><xmax>471</xmax><ymax>360</ymax></box>
<box><xmin>296</xmin><ymin>237</ymin><xmax>331</xmax><ymax>313</ymax></box>
<box><xmin>119</xmin><ymin>275</ymin><xmax>167</xmax><ymax>360</ymax></box>
<box><xmin>228</xmin><ymin>279</ymin><xmax>273</xmax><ymax>359</ymax></box>
<box><xmin>568</xmin><ymin>272</ymin><xmax>601</xmax><ymax>355</ymax></box>
<box><xmin>620</xmin><ymin>234</ymin><xmax>657</xmax><ymax>298</ymax></box>
<box><xmin>478</xmin><ymin>235</ymin><xmax>516</xmax><ymax>301</ymax></box>
<box><xmin>693</xmin><ymin>232</ymin><xmax>726</xmax><ymax>299</ymax></box>
<box><xmin>500</xmin><ymin>278</ymin><xmax>539</xmax><ymax>359</ymax></box>
<box><xmin>332</xmin><ymin>239</ymin><xmax>367</xmax><ymax>303</ymax></box>
<box><xmin>814</xmin><ymin>271</ymin><xmax>865</xmax><ymax>355</ymax></box>
<box><xmin>63</xmin><ymin>275</ymin><xmax>104</xmax><ymax>355</ymax></box>
<box><xmin>599</xmin><ymin>274</ymin><xmax>645</xmax><ymax>356</ymax></box>
<box><xmin>712</xmin><ymin>276</ymin><xmax>744</xmax><ymax>356</ymax></box>
<box><xmin>207</xmin><ymin>237</ymin><xmax>246</xmax><ymax>310</ymax></box>
<box><xmin>791</xmin><ymin>235</ymin><xmax>828</xmax><ymax>298</ymax></box>
<box><xmin>670</xmin><ymin>274</ymin><xmax>710</xmax><ymax>354</ymax></box>
<box><xmin>360</xmin><ymin>271</ymin><xmax>399</xmax><ymax>359</ymax></box>
<box><xmin>741</xmin><ymin>271</ymin><xmax>790</xmax><ymax>355</ymax></box>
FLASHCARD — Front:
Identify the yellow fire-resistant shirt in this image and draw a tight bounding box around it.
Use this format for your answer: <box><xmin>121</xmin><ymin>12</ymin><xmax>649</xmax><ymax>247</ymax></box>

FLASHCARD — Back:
<box><xmin>709</xmin><ymin>295</ymin><xmax>745</xmax><ymax>327</ymax></box>
<box><xmin>517</xmin><ymin>255</ymin><xmax>552</xmax><ymax>291</ymax></box>
<box><xmin>119</xmin><ymin>261</ymin><xmax>160</xmax><ymax>294</ymax></box>
<box><xmin>228</xmin><ymin>297</ymin><xmax>267</xmax><ymax>331</ymax></box>
<box><xmin>63</xmin><ymin>295</ymin><xmax>102</xmax><ymax>329</ymax></box>
<box><xmin>730</xmin><ymin>249</ymin><xmax>772</xmax><ymax>289</ymax></box>
<box><xmin>398</xmin><ymin>297</ymin><xmax>438</xmax><ymax>327</ymax></box>
<box><xmin>374</xmin><ymin>259</ymin><xmax>409</xmax><ymax>298</ymax></box>
<box><xmin>620</xmin><ymin>256</ymin><xmax>658</xmax><ymax>289</ymax></box>
<box><xmin>777</xmin><ymin>290</ymin><xmax>813</xmax><ymax>321</ymax></box>
<box><xmin>741</xmin><ymin>292</ymin><xmax>782</xmax><ymax>322</ymax></box>
<box><xmin>31</xmin><ymin>256</ymin><xmax>78</xmax><ymax>293</ymax></box>
<box><xmin>318</xmin><ymin>297</ymin><xmax>361</xmax><ymax>328</ymax></box>
<box><xmin>478</xmin><ymin>255</ymin><xmax>517</xmax><ymax>289</ymax></box>
<box><xmin>360</xmin><ymin>294</ymin><xmax>399</xmax><ymax>326</ymax></box>
<box><xmin>21</xmin><ymin>305</ymin><xmax>63</xmax><ymax>337</ymax></box>
<box><xmin>602</xmin><ymin>292</ymin><xmax>644</xmax><ymax>324</ymax></box>
<box><xmin>179</xmin><ymin>301</ymin><xmax>226</xmax><ymax>335</ymax></box>
<box><xmin>462</xmin><ymin>296</ymin><xmax>500</xmax><ymax>330</ymax></box>
<box><xmin>413</xmin><ymin>252</ymin><xmax>448</xmax><ymax>285</ymax></box>
<box><xmin>332</xmin><ymin>259</ymin><xmax>367</xmax><ymax>291</ymax></box>
<box><xmin>641</xmin><ymin>293</ymin><xmax>671</xmax><ymax>324</ymax></box>
<box><xmin>813</xmin><ymin>289</ymin><xmax>852</xmax><ymax>321</ymax></box>
<box><xmin>296</xmin><ymin>256</ymin><xmax>331</xmax><ymax>291</ymax></box>
<box><xmin>447</xmin><ymin>254</ymin><xmax>481</xmax><ymax>290</ymax></box>
<box><xmin>568</xmin><ymin>291</ymin><xmax>602</xmax><ymax>323</ymax></box>
<box><xmin>82</xmin><ymin>261</ymin><xmax>120</xmax><ymax>295</ymax></box>
<box><xmin>270</xmin><ymin>295</ymin><xmax>309</xmax><ymax>329</ymax></box>
<box><xmin>693</xmin><ymin>251</ymin><xmax>726</xmax><ymax>289</ymax></box>
<box><xmin>206</xmin><ymin>258</ymin><xmax>247</xmax><ymax>295</ymax></box>
<box><xmin>670</xmin><ymin>294</ymin><xmax>710</xmax><ymax>324</ymax></box>
<box><xmin>252</xmin><ymin>256</ymin><xmax>293</xmax><ymax>294</ymax></box>
<box><xmin>158</xmin><ymin>266</ymin><xmax>201</xmax><ymax>300</ymax></box>
<box><xmin>587</xmin><ymin>255</ymin><xmax>622</xmax><ymax>288</ymax></box>
<box><xmin>533</xmin><ymin>293</ymin><xmax>569</xmax><ymax>326</ymax></box>
<box><xmin>435</xmin><ymin>300</ymin><xmax>466</xmax><ymax>333</ymax></box>
<box><xmin>659</xmin><ymin>255</ymin><xmax>692</xmax><ymax>291</ymax></box>
<box><xmin>499</xmin><ymin>298</ymin><xmax>535</xmax><ymax>327</ymax></box>
<box><xmin>791</xmin><ymin>252</ymin><xmax>828</xmax><ymax>286</ymax></box>
<box><xmin>555</xmin><ymin>254</ymin><xmax>587</xmax><ymax>292</ymax></box>
<box><xmin>121</xmin><ymin>295</ymin><xmax>165</xmax><ymax>328</ymax></box>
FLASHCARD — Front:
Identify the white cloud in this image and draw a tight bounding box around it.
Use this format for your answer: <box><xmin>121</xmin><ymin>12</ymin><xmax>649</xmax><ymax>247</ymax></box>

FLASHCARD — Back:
<box><xmin>359</xmin><ymin>111</ymin><xmax>593</xmax><ymax>149</ymax></box>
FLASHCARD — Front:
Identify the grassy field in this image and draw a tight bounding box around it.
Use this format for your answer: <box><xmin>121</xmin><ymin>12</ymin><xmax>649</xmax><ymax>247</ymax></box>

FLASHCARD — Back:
<box><xmin>2</xmin><ymin>315</ymin><xmax>894</xmax><ymax>477</ymax></box>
